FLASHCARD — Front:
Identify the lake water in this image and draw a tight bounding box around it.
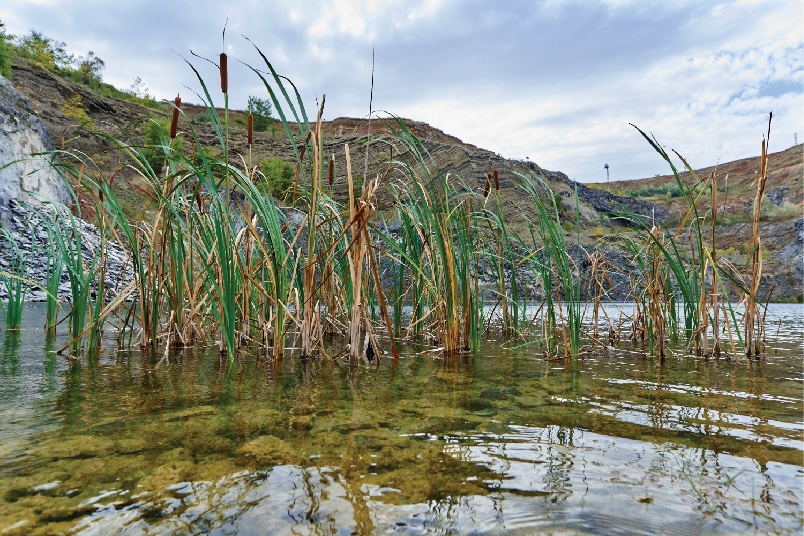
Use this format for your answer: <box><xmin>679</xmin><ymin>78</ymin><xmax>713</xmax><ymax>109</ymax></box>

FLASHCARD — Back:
<box><xmin>1</xmin><ymin>303</ymin><xmax>802</xmax><ymax>535</ymax></box>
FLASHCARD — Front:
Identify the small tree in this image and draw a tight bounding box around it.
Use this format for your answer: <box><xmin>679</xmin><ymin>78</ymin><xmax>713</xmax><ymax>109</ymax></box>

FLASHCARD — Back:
<box><xmin>0</xmin><ymin>20</ymin><xmax>12</xmax><ymax>78</ymax></box>
<box><xmin>127</xmin><ymin>76</ymin><xmax>150</xmax><ymax>99</ymax></box>
<box><xmin>247</xmin><ymin>96</ymin><xmax>273</xmax><ymax>132</ymax></box>
<box><xmin>15</xmin><ymin>30</ymin><xmax>74</xmax><ymax>72</ymax></box>
<box><xmin>74</xmin><ymin>51</ymin><xmax>104</xmax><ymax>86</ymax></box>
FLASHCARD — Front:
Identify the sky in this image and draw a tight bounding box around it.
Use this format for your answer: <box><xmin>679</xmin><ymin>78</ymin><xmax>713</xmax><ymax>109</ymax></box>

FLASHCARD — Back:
<box><xmin>1</xmin><ymin>0</ymin><xmax>802</xmax><ymax>182</ymax></box>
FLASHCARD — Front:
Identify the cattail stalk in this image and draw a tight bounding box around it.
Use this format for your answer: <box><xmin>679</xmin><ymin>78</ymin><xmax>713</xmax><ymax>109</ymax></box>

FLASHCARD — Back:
<box><xmin>219</xmin><ymin>52</ymin><xmax>228</xmax><ymax>93</ymax></box>
<box><xmin>247</xmin><ymin>113</ymin><xmax>253</xmax><ymax>145</ymax></box>
<box><xmin>170</xmin><ymin>95</ymin><xmax>181</xmax><ymax>139</ymax></box>
<box><xmin>328</xmin><ymin>154</ymin><xmax>335</xmax><ymax>185</ymax></box>
<box><xmin>493</xmin><ymin>168</ymin><xmax>500</xmax><ymax>191</ymax></box>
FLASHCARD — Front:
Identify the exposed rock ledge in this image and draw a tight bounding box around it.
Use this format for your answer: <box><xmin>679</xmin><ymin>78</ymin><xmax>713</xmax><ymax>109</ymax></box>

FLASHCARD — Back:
<box><xmin>0</xmin><ymin>76</ymin><xmax>70</xmax><ymax>226</ymax></box>
<box><xmin>0</xmin><ymin>74</ymin><xmax>131</xmax><ymax>302</ymax></box>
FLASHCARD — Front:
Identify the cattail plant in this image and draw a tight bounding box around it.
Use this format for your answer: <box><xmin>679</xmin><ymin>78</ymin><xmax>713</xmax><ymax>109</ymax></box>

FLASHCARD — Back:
<box><xmin>219</xmin><ymin>52</ymin><xmax>228</xmax><ymax>93</ymax></box>
<box><xmin>299</xmin><ymin>97</ymin><xmax>326</xmax><ymax>358</ymax></box>
<box><xmin>170</xmin><ymin>95</ymin><xmax>181</xmax><ymax>139</ymax></box>
<box><xmin>745</xmin><ymin>113</ymin><xmax>772</xmax><ymax>357</ymax></box>
<box><xmin>0</xmin><ymin>229</ymin><xmax>26</xmax><ymax>329</ymax></box>
<box><xmin>17</xmin><ymin>32</ymin><xmax>775</xmax><ymax>372</ymax></box>
<box><xmin>516</xmin><ymin>172</ymin><xmax>583</xmax><ymax>358</ymax></box>
<box><xmin>344</xmin><ymin>144</ymin><xmax>381</xmax><ymax>363</ymax></box>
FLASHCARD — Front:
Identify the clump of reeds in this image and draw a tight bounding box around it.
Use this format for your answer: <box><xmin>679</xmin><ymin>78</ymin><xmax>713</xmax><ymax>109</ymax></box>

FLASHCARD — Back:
<box><xmin>744</xmin><ymin>113</ymin><xmax>772</xmax><ymax>357</ymax></box>
<box><xmin>0</xmin><ymin>228</ymin><xmax>26</xmax><ymax>329</ymax></box>
<box><xmin>379</xmin><ymin>118</ymin><xmax>482</xmax><ymax>354</ymax></box>
<box><xmin>516</xmin><ymin>172</ymin><xmax>583</xmax><ymax>358</ymax></box>
<box><xmin>16</xmin><ymin>31</ymin><xmax>771</xmax><ymax>371</ymax></box>
<box><xmin>344</xmin><ymin>144</ymin><xmax>382</xmax><ymax>363</ymax></box>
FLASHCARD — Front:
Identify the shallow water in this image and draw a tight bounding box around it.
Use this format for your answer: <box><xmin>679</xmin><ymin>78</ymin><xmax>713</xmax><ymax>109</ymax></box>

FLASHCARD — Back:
<box><xmin>0</xmin><ymin>304</ymin><xmax>802</xmax><ymax>535</ymax></box>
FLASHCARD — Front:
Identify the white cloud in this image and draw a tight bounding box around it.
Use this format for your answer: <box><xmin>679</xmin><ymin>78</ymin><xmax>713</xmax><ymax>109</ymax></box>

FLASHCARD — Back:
<box><xmin>0</xmin><ymin>0</ymin><xmax>801</xmax><ymax>181</ymax></box>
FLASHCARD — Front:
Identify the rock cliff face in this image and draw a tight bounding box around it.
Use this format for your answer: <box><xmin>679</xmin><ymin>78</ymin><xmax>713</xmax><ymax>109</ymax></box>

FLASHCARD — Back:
<box><xmin>0</xmin><ymin>75</ymin><xmax>69</xmax><ymax>225</ymax></box>
<box><xmin>0</xmin><ymin>73</ymin><xmax>131</xmax><ymax>301</ymax></box>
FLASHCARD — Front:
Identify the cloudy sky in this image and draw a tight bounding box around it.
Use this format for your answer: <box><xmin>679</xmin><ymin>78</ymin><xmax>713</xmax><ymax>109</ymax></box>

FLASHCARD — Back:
<box><xmin>2</xmin><ymin>0</ymin><xmax>802</xmax><ymax>182</ymax></box>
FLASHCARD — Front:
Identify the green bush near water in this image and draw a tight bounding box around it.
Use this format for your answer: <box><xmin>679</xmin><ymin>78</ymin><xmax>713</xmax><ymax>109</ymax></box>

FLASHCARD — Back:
<box><xmin>258</xmin><ymin>157</ymin><xmax>295</xmax><ymax>200</ymax></box>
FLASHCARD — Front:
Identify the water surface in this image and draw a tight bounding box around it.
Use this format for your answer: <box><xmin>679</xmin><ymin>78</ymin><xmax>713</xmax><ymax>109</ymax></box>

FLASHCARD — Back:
<box><xmin>1</xmin><ymin>304</ymin><xmax>802</xmax><ymax>535</ymax></box>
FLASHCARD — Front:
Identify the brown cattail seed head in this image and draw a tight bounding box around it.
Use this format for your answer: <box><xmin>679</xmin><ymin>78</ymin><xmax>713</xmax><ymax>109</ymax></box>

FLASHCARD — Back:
<box><xmin>195</xmin><ymin>189</ymin><xmax>204</xmax><ymax>214</ymax></box>
<box><xmin>298</xmin><ymin>131</ymin><xmax>311</xmax><ymax>160</ymax></box>
<box><xmin>483</xmin><ymin>178</ymin><xmax>491</xmax><ymax>198</ymax></box>
<box><xmin>169</xmin><ymin>94</ymin><xmax>181</xmax><ymax>139</ymax></box>
<box><xmin>328</xmin><ymin>155</ymin><xmax>334</xmax><ymax>185</ymax></box>
<box><xmin>247</xmin><ymin>113</ymin><xmax>254</xmax><ymax>145</ymax></box>
<box><xmin>493</xmin><ymin>168</ymin><xmax>500</xmax><ymax>191</ymax></box>
<box><xmin>219</xmin><ymin>52</ymin><xmax>228</xmax><ymax>93</ymax></box>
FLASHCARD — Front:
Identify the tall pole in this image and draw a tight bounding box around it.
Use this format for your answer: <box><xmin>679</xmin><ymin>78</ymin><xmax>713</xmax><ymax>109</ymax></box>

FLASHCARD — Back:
<box><xmin>604</xmin><ymin>163</ymin><xmax>609</xmax><ymax>182</ymax></box>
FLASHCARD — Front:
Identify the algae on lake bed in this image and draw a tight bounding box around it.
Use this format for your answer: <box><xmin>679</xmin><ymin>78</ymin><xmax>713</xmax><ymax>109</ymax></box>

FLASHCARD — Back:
<box><xmin>0</xmin><ymin>304</ymin><xmax>802</xmax><ymax>535</ymax></box>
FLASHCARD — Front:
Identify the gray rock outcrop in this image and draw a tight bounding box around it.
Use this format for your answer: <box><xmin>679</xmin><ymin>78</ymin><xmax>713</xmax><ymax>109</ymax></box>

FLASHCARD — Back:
<box><xmin>543</xmin><ymin>167</ymin><xmax>669</xmax><ymax>226</ymax></box>
<box><xmin>0</xmin><ymin>75</ymin><xmax>70</xmax><ymax>226</ymax></box>
<box><xmin>0</xmin><ymin>199</ymin><xmax>133</xmax><ymax>302</ymax></box>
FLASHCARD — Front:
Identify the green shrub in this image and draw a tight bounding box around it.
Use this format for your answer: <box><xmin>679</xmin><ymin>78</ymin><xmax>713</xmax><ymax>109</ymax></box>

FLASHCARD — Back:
<box><xmin>61</xmin><ymin>94</ymin><xmax>92</xmax><ymax>126</ymax></box>
<box><xmin>68</xmin><ymin>51</ymin><xmax>104</xmax><ymax>87</ymax></box>
<box><xmin>14</xmin><ymin>30</ymin><xmax>74</xmax><ymax>72</ymax></box>
<box><xmin>628</xmin><ymin>183</ymin><xmax>683</xmax><ymax>198</ymax></box>
<box><xmin>258</xmin><ymin>157</ymin><xmax>295</xmax><ymax>200</ymax></box>
<box><xmin>192</xmin><ymin>111</ymin><xmax>215</xmax><ymax>124</ymax></box>
<box><xmin>141</xmin><ymin>119</ymin><xmax>183</xmax><ymax>174</ymax></box>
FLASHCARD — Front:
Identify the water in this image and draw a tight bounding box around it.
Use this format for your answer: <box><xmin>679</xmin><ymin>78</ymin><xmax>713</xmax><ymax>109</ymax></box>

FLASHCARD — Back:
<box><xmin>0</xmin><ymin>304</ymin><xmax>802</xmax><ymax>535</ymax></box>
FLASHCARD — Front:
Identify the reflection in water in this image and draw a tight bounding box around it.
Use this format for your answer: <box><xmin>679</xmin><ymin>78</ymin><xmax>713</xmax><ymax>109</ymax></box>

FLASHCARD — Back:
<box><xmin>40</xmin><ymin>331</ymin><xmax>59</xmax><ymax>394</ymax></box>
<box><xmin>68</xmin><ymin>425</ymin><xmax>802</xmax><ymax>535</ymax></box>
<box><xmin>2</xmin><ymin>330</ymin><xmax>21</xmax><ymax>379</ymax></box>
<box><xmin>0</xmin><ymin>304</ymin><xmax>801</xmax><ymax>535</ymax></box>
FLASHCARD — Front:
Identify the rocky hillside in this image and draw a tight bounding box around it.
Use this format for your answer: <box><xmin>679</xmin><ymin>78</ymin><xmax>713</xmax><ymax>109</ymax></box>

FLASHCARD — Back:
<box><xmin>3</xmin><ymin>56</ymin><xmax>802</xmax><ymax>301</ymax></box>
<box><xmin>592</xmin><ymin>144</ymin><xmax>803</xmax><ymax>302</ymax></box>
<box><xmin>6</xmin><ymin>57</ymin><xmax>661</xmax><ymax>226</ymax></box>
